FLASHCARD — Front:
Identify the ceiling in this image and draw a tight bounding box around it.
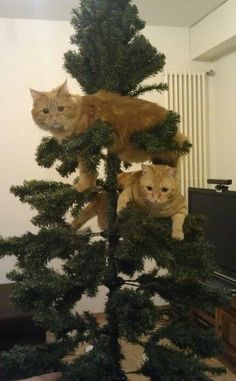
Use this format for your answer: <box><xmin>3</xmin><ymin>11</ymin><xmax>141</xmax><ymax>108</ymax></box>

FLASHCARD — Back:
<box><xmin>0</xmin><ymin>0</ymin><xmax>227</xmax><ymax>27</ymax></box>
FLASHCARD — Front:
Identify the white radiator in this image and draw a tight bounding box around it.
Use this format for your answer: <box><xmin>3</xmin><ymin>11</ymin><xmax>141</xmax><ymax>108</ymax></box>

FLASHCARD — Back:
<box><xmin>164</xmin><ymin>70</ymin><xmax>208</xmax><ymax>198</ymax></box>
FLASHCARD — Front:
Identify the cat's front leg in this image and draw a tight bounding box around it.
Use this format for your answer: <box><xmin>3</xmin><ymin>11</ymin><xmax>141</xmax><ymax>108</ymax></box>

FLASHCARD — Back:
<box><xmin>117</xmin><ymin>187</ymin><xmax>133</xmax><ymax>214</ymax></box>
<box><xmin>171</xmin><ymin>209</ymin><xmax>187</xmax><ymax>241</ymax></box>
<box><xmin>74</xmin><ymin>159</ymin><xmax>97</xmax><ymax>192</ymax></box>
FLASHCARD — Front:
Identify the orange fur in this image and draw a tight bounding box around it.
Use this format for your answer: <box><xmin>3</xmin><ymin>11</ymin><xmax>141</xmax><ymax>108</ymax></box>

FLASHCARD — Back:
<box><xmin>72</xmin><ymin>164</ymin><xmax>187</xmax><ymax>240</ymax></box>
<box><xmin>31</xmin><ymin>82</ymin><xmax>188</xmax><ymax>191</ymax></box>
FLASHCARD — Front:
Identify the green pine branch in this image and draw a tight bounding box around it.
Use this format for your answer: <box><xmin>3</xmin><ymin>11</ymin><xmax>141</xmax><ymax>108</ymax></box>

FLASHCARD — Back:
<box><xmin>116</xmin><ymin>204</ymin><xmax>217</xmax><ymax>280</ymax></box>
<box><xmin>138</xmin><ymin>275</ymin><xmax>230</xmax><ymax>314</ymax></box>
<box><xmin>64</xmin><ymin>0</ymin><xmax>165</xmax><ymax>95</ymax></box>
<box><xmin>150</xmin><ymin>320</ymin><xmax>224</xmax><ymax>358</ymax></box>
<box><xmin>10</xmin><ymin>180</ymin><xmax>95</xmax><ymax>227</ymax></box>
<box><xmin>131</xmin><ymin>111</ymin><xmax>191</xmax><ymax>156</ymax></box>
<box><xmin>130</xmin><ymin>82</ymin><xmax>169</xmax><ymax>97</ymax></box>
<box><xmin>106</xmin><ymin>288</ymin><xmax>159</xmax><ymax>343</ymax></box>
<box><xmin>0</xmin><ymin>342</ymin><xmax>69</xmax><ymax>381</ymax></box>
<box><xmin>140</xmin><ymin>343</ymin><xmax>225</xmax><ymax>381</ymax></box>
<box><xmin>63</xmin><ymin>120</ymin><xmax>114</xmax><ymax>174</ymax></box>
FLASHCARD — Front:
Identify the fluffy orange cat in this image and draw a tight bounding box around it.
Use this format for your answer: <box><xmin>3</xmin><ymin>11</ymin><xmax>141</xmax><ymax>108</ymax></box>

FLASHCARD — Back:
<box><xmin>30</xmin><ymin>82</ymin><xmax>188</xmax><ymax>192</ymax></box>
<box><xmin>72</xmin><ymin>164</ymin><xmax>187</xmax><ymax>240</ymax></box>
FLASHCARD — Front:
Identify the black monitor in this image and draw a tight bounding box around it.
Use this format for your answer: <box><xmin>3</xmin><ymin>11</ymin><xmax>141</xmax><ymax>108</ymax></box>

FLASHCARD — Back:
<box><xmin>188</xmin><ymin>187</ymin><xmax>236</xmax><ymax>289</ymax></box>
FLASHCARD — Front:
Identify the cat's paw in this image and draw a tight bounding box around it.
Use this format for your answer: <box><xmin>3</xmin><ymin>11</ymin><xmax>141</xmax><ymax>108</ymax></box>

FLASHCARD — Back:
<box><xmin>74</xmin><ymin>181</ymin><xmax>93</xmax><ymax>192</ymax></box>
<box><xmin>171</xmin><ymin>231</ymin><xmax>184</xmax><ymax>241</ymax></box>
<box><xmin>117</xmin><ymin>202</ymin><xmax>127</xmax><ymax>214</ymax></box>
<box><xmin>71</xmin><ymin>219</ymin><xmax>80</xmax><ymax>231</ymax></box>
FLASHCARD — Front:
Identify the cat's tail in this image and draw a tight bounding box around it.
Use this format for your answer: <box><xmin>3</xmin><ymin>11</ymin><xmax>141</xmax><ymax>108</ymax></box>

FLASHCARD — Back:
<box><xmin>175</xmin><ymin>130</ymin><xmax>192</xmax><ymax>160</ymax></box>
<box><xmin>152</xmin><ymin>130</ymin><xmax>191</xmax><ymax>167</ymax></box>
<box><xmin>71</xmin><ymin>193</ymin><xmax>107</xmax><ymax>231</ymax></box>
<box><xmin>175</xmin><ymin>130</ymin><xmax>189</xmax><ymax>145</ymax></box>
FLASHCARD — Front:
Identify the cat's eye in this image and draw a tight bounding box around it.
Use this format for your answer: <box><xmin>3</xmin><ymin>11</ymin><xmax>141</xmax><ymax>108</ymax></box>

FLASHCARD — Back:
<box><xmin>161</xmin><ymin>187</ymin><xmax>168</xmax><ymax>193</ymax></box>
<box><xmin>58</xmin><ymin>106</ymin><xmax>64</xmax><ymax>112</ymax></box>
<box><xmin>43</xmin><ymin>108</ymin><xmax>49</xmax><ymax>114</ymax></box>
<box><xmin>146</xmin><ymin>186</ymin><xmax>153</xmax><ymax>191</ymax></box>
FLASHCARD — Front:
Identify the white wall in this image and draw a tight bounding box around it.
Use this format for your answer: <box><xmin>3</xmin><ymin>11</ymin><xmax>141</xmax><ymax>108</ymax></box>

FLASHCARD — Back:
<box><xmin>145</xmin><ymin>26</ymin><xmax>211</xmax><ymax>71</ymax></box>
<box><xmin>191</xmin><ymin>0</ymin><xmax>236</xmax><ymax>61</ymax></box>
<box><xmin>189</xmin><ymin>0</ymin><xmax>236</xmax><ymax>189</ymax></box>
<box><xmin>208</xmin><ymin>50</ymin><xmax>236</xmax><ymax>189</ymax></box>
<box><xmin>0</xmin><ymin>18</ymin><xmax>79</xmax><ymax>285</ymax></box>
<box><xmin>0</xmin><ymin>18</ymin><xmax>211</xmax><ymax>311</ymax></box>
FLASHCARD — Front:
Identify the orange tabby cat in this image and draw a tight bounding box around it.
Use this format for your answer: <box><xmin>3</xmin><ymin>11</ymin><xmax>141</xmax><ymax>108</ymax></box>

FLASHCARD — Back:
<box><xmin>30</xmin><ymin>82</ymin><xmax>188</xmax><ymax>192</ymax></box>
<box><xmin>71</xmin><ymin>164</ymin><xmax>187</xmax><ymax>240</ymax></box>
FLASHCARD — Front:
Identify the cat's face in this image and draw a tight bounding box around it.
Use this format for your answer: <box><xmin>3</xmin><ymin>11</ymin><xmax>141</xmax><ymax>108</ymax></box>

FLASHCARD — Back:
<box><xmin>30</xmin><ymin>81</ymin><xmax>80</xmax><ymax>137</ymax></box>
<box><xmin>140</xmin><ymin>164</ymin><xmax>178</xmax><ymax>205</ymax></box>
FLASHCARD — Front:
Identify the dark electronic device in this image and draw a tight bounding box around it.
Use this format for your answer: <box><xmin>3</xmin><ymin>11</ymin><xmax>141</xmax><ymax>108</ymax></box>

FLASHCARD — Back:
<box><xmin>189</xmin><ymin>179</ymin><xmax>236</xmax><ymax>291</ymax></box>
<box><xmin>207</xmin><ymin>178</ymin><xmax>232</xmax><ymax>192</ymax></box>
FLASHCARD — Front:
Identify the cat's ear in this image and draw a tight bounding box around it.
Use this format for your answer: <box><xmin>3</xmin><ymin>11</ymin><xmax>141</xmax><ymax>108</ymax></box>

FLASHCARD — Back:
<box><xmin>56</xmin><ymin>80</ymin><xmax>69</xmax><ymax>95</ymax></box>
<box><xmin>30</xmin><ymin>89</ymin><xmax>44</xmax><ymax>102</ymax></box>
<box><xmin>141</xmin><ymin>164</ymin><xmax>152</xmax><ymax>177</ymax></box>
<box><xmin>168</xmin><ymin>167</ymin><xmax>177</xmax><ymax>177</ymax></box>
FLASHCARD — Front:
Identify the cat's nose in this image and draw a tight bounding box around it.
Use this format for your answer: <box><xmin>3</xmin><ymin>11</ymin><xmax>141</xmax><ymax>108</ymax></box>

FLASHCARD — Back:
<box><xmin>51</xmin><ymin>117</ymin><xmax>60</xmax><ymax>126</ymax></box>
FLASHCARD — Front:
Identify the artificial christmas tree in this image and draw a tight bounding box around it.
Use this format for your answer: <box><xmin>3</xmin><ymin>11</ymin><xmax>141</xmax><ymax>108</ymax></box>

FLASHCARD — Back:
<box><xmin>0</xmin><ymin>1</ymin><xmax>229</xmax><ymax>380</ymax></box>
